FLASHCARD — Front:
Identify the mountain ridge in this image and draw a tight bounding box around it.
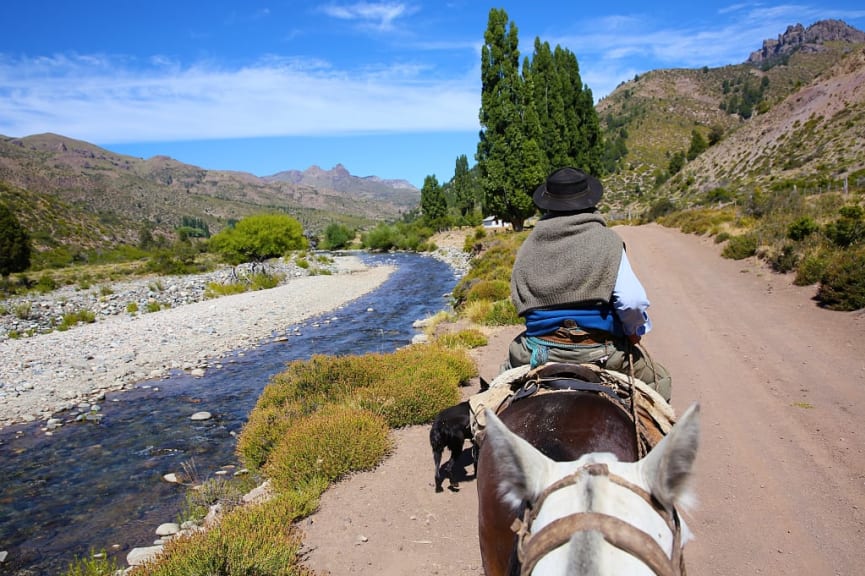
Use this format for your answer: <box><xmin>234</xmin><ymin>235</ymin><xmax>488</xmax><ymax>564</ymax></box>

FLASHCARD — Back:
<box><xmin>0</xmin><ymin>133</ymin><xmax>419</xmax><ymax>253</ymax></box>
<box><xmin>597</xmin><ymin>18</ymin><xmax>865</xmax><ymax>210</ymax></box>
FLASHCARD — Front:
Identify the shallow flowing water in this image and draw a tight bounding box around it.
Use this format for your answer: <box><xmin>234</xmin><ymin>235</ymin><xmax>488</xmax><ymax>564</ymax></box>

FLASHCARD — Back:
<box><xmin>0</xmin><ymin>253</ymin><xmax>459</xmax><ymax>575</ymax></box>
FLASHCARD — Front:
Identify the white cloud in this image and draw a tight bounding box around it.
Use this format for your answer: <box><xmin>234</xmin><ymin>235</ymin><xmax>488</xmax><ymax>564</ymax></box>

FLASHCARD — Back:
<box><xmin>320</xmin><ymin>2</ymin><xmax>417</xmax><ymax>32</ymax></box>
<box><xmin>0</xmin><ymin>54</ymin><xmax>479</xmax><ymax>142</ymax></box>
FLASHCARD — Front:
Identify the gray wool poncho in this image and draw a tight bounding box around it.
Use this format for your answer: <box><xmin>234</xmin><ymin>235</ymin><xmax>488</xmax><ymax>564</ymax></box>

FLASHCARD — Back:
<box><xmin>510</xmin><ymin>211</ymin><xmax>623</xmax><ymax>316</ymax></box>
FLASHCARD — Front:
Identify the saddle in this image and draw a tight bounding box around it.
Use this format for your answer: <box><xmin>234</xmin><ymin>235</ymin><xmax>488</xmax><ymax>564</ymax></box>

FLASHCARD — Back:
<box><xmin>468</xmin><ymin>361</ymin><xmax>676</xmax><ymax>452</ymax></box>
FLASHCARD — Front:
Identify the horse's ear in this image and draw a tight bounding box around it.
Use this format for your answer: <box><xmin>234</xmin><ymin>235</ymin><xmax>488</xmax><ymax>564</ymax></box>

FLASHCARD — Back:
<box><xmin>641</xmin><ymin>403</ymin><xmax>700</xmax><ymax>511</ymax></box>
<box><xmin>484</xmin><ymin>409</ymin><xmax>553</xmax><ymax>507</ymax></box>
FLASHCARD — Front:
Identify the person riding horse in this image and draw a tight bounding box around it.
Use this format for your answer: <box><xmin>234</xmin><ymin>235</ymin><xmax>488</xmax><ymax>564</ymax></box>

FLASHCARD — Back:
<box><xmin>472</xmin><ymin>167</ymin><xmax>683</xmax><ymax>575</ymax></box>
<box><xmin>508</xmin><ymin>166</ymin><xmax>671</xmax><ymax>400</ymax></box>
<box><xmin>469</xmin><ymin>167</ymin><xmax>671</xmax><ymax>429</ymax></box>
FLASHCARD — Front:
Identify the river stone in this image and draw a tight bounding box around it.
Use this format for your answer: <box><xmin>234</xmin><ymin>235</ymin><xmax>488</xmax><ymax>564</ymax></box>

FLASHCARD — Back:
<box><xmin>155</xmin><ymin>522</ymin><xmax>180</xmax><ymax>536</ymax></box>
<box><xmin>190</xmin><ymin>411</ymin><xmax>212</xmax><ymax>421</ymax></box>
<box><xmin>162</xmin><ymin>473</ymin><xmax>180</xmax><ymax>483</ymax></box>
<box><xmin>189</xmin><ymin>368</ymin><xmax>205</xmax><ymax>378</ymax></box>
<box><xmin>127</xmin><ymin>545</ymin><xmax>163</xmax><ymax>566</ymax></box>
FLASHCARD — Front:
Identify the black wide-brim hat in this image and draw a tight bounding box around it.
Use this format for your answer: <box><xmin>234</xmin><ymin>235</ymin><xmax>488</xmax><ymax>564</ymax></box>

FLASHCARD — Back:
<box><xmin>533</xmin><ymin>167</ymin><xmax>603</xmax><ymax>211</ymax></box>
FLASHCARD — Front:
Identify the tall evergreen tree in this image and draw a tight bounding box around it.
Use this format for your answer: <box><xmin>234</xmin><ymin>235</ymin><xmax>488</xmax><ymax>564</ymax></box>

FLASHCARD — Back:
<box><xmin>527</xmin><ymin>38</ymin><xmax>566</xmax><ymax>171</ymax></box>
<box><xmin>0</xmin><ymin>203</ymin><xmax>31</xmax><ymax>278</ymax></box>
<box><xmin>420</xmin><ymin>174</ymin><xmax>447</xmax><ymax>227</ymax></box>
<box><xmin>554</xmin><ymin>46</ymin><xmax>604</xmax><ymax>175</ymax></box>
<box><xmin>476</xmin><ymin>8</ymin><xmax>535</xmax><ymax>231</ymax></box>
<box><xmin>451</xmin><ymin>154</ymin><xmax>478</xmax><ymax>217</ymax></box>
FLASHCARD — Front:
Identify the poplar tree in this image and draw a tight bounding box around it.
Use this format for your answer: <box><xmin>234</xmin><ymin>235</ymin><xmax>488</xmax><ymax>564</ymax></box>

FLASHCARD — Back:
<box><xmin>451</xmin><ymin>154</ymin><xmax>478</xmax><ymax>218</ymax></box>
<box><xmin>420</xmin><ymin>174</ymin><xmax>447</xmax><ymax>227</ymax></box>
<box><xmin>476</xmin><ymin>8</ymin><xmax>535</xmax><ymax>231</ymax></box>
<box><xmin>477</xmin><ymin>10</ymin><xmax>604</xmax><ymax>229</ymax></box>
<box><xmin>553</xmin><ymin>46</ymin><xmax>604</xmax><ymax>174</ymax></box>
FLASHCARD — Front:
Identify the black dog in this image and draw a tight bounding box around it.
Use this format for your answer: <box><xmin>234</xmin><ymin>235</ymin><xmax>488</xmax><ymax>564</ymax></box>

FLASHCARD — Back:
<box><xmin>429</xmin><ymin>378</ymin><xmax>489</xmax><ymax>492</ymax></box>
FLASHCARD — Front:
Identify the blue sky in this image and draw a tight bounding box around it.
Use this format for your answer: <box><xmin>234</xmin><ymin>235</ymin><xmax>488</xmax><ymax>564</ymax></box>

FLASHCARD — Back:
<box><xmin>2</xmin><ymin>2</ymin><xmax>864</xmax><ymax>188</ymax></box>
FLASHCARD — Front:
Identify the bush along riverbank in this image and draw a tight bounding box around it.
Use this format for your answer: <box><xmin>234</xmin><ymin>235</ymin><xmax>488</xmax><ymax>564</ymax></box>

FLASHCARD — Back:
<box><xmin>105</xmin><ymin>341</ymin><xmax>481</xmax><ymax>575</ymax></box>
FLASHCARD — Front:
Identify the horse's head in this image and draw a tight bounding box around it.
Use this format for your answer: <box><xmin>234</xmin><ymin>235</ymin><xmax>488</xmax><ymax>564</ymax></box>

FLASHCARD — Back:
<box><xmin>483</xmin><ymin>403</ymin><xmax>700</xmax><ymax>576</ymax></box>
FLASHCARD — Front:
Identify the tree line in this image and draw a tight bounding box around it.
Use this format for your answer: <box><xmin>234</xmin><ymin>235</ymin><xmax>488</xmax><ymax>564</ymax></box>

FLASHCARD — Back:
<box><xmin>419</xmin><ymin>8</ymin><xmax>604</xmax><ymax>231</ymax></box>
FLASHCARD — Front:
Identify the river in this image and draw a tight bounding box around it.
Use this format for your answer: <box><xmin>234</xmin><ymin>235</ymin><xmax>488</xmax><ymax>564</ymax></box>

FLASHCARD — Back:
<box><xmin>0</xmin><ymin>252</ymin><xmax>460</xmax><ymax>575</ymax></box>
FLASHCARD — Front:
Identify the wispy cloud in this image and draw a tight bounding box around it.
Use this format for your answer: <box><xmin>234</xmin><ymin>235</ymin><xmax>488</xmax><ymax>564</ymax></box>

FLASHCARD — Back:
<box><xmin>0</xmin><ymin>53</ymin><xmax>478</xmax><ymax>143</ymax></box>
<box><xmin>320</xmin><ymin>2</ymin><xmax>418</xmax><ymax>32</ymax></box>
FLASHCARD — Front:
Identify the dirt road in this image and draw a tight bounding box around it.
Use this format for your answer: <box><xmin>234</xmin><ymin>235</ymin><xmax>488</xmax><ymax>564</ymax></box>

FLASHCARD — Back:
<box><xmin>300</xmin><ymin>223</ymin><xmax>865</xmax><ymax>575</ymax></box>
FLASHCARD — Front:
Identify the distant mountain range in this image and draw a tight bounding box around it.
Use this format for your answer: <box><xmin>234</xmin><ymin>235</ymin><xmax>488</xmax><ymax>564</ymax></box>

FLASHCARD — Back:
<box><xmin>266</xmin><ymin>163</ymin><xmax>418</xmax><ymax>209</ymax></box>
<box><xmin>0</xmin><ymin>134</ymin><xmax>419</xmax><ymax>252</ymax></box>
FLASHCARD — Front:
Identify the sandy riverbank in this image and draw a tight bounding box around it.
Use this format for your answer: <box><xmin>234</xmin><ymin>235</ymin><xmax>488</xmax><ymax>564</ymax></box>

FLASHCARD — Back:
<box><xmin>0</xmin><ymin>256</ymin><xmax>394</xmax><ymax>430</ymax></box>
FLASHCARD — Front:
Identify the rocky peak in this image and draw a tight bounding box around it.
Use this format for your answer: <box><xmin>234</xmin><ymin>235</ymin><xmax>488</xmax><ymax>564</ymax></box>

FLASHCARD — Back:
<box><xmin>747</xmin><ymin>19</ymin><xmax>865</xmax><ymax>65</ymax></box>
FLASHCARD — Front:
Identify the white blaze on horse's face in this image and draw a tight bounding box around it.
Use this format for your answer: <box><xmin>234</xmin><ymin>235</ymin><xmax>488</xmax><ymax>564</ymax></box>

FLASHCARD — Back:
<box><xmin>484</xmin><ymin>403</ymin><xmax>700</xmax><ymax>576</ymax></box>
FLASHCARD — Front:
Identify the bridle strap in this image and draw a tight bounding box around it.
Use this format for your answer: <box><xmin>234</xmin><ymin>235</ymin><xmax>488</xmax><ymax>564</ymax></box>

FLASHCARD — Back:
<box><xmin>519</xmin><ymin>512</ymin><xmax>679</xmax><ymax>576</ymax></box>
<box><xmin>513</xmin><ymin>462</ymin><xmax>685</xmax><ymax>575</ymax></box>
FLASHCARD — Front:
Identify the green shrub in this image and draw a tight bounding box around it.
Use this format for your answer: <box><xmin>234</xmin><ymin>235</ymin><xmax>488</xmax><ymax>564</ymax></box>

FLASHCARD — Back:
<box><xmin>452</xmin><ymin>234</ymin><xmax>522</xmax><ymax>307</ymax></box>
<box><xmin>57</xmin><ymin>310</ymin><xmax>96</xmax><ymax>331</ymax></box>
<box><xmin>795</xmin><ymin>249</ymin><xmax>829</xmax><ymax>286</ymax></box>
<box><xmin>662</xmin><ymin>207</ymin><xmax>735</xmax><ymax>235</ymax></box>
<box><xmin>205</xmin><ymin>281</ymin><xmax>248</xmax><ymax>298</ymax></box>
<box><xmin>721</xmin><ymin>234</ymin><xmax>757</xmax><ymax>260</ymax></box>
<box><xmin>643</xmin><ymin>198</ymin><xmax>677</xmax><ymax>222</ymax></box>
<box><xmin>62</xmin><ymin>549</ymin><xmax>119</xmax><ymax>576</ymax></box>
<box><xmin>177</xmin><ymin>476</ymin><xmax>248</xmax><ymax>525</ymax></box>
<box><xmin>816</xmin><ymin>245</ymin><xmax>865</xmax><ymax>310</ymax></box>
<box><xmin>146</xmin><ymin>248</ymin><xmax>201</xmax><ymax>276</ymax></box>
<box><xmin>250</xmin><ymin>272</ymin><xmax>282</xmax><ymax>290</ymax></box>
<box><xmin>205</xmin><ymin>271</ymin><xmax>281</xmax><ymax>298</ymax></box>
<box><xmin>353</xmin><ymin>345</ymin><xmax>474</xmax><ymax>427</ymax></box>
<box><xmin>769</xmin><ymin>243</ymin><xmax>798</xmax><ymax>273</ymax></box>
<box><xmin>126</xmin><ymin>302</ymin><xmax>139</xmax><ymax>314</ymax></box>
<box><xmin>321</xmin><ymin>223</ymin><xmax>355</xmax><ymax>250</ymax></box>
<box><xmin>132</xmin><ymin>495</ymin><xmax>310</xmax><ymax>576</ymax></box>
<box><xmin>463</xmin><ymin>299</ymin><xmax>521</xmax><ymax>326</ymax></box>
<box><xmin>35</xmin><ymin>274</ymin><xmax>57</xmax><ymax>294</ymax></box>
<box><xmin>14</xmin><ymin>302</ymin><xmax>31</xmax><ymax>320</ymax></box>
<box><xmin>824</xmin><ymin>205</ymin><xmax>865</xmax><ymax>247</ymax></box>
<box><xmin>485</xmin><ymin>299</ymin><xmax>521</xmax><ymax>325</ymax></box>
<box><xmin>787</xmin><ymin>216</ymin><xmax>818</xmax><ymax>241</ymax></box>
<box><xmin>237</xmin><ymin>345</ymin><xmax>474</xmax><ymax>472</ymax></box>
<box><xmin>465</xmin><ymin>279</ymin><xmax>510</xmax><ymax>302</ymax></box>
<box><xmin>264</xmin><ymin>405</ymin><xmax>391</xmax><ymax>493</ymax></box>
<box><xmin>435</xmin><ymin>329</ymin><xmax>489</xmax><ymax>349</ymax></box>
<box><xmin>236</xmin><ymin>403</ymin><xmax>304</xmax><ymax>472</ymax></box>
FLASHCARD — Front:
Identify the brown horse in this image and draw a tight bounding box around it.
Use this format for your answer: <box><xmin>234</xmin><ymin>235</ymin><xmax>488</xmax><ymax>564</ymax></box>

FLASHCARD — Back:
<box><xmin>476</xmin><ymin>390</ymin><xmax>698</xmax><ymax>575</ymax></box>
<box><xmin>477</xmin><ymin>392</ymin><xmax>639</xmax><ymax>575</ymax></box>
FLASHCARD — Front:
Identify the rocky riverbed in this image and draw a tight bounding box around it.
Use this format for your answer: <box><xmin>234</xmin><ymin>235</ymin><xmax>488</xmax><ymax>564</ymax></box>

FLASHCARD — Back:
<box><xmin>0</xmin><ymin>245</ymin><xmax>472</xmax><ymax>431</ymax></box>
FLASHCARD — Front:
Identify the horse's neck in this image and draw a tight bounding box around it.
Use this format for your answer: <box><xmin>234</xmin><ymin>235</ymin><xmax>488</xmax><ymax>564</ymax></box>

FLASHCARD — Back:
<box><xmin>532</xmin><ymin>461</ymin><xmax>677</xmax><ymax>576</ymax></box>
